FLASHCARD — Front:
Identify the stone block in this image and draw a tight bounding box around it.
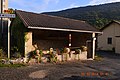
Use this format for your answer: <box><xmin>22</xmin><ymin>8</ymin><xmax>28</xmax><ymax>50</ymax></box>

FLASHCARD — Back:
<box><xmin>28</xmin><ymin>59</ymin><xmax>37</xmax><ymax>64</ymax></box>
<box><xmin>57</xmin><ymin>55</ymin><xmax>62</xmax><ymax>62</ymax></box>
<box><xmin>79</xmin><ymin>51</ymin><xmax>87</xmax><ymax>60</ymax></box>
<box><xmin>71</xmin><ymin>53</ymin><xmax>75</xmax><ymax>60</ymax></box>
<box><xmin>41</xmin><ymin>57</ymin><xmax>48</xmax><ymax>63</ymax></box>
<box><xmin>24</xmin><ymin>57</ymin><xmax>29</xmax><ymax>63</ymax></box>
<box><xmin>62</xmin><ymin>53</ymin><xmax>69</xmax><ymax>61</ymax></box>
<box><xmin>74</xmin><ymin>54</ymin><xmax>80</xmax><ymax>60</ymax></box>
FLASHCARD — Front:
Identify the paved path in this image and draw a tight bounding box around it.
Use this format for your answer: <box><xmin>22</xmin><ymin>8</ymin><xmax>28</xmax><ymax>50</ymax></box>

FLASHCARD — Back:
<box><xmin>0</xmin><ymin>51</ymin><xmax>120</xmax><ymax>80</ymax></box>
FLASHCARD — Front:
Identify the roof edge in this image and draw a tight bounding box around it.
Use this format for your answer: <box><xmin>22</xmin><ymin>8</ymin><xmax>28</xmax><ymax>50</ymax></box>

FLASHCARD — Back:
<box><xmin>101</xmin><ymin>20</ymin><xmax>120</xmax><ymax>30</ymax></box>
<box><xmin>28</xmin><ymin>26</ymin><xmax>102</xmax><ymax>34</ymax></box>
<box><xmin>15</xmin><ymin>10</ymin><xmax>29</xmax><ymax>27</ymax></box>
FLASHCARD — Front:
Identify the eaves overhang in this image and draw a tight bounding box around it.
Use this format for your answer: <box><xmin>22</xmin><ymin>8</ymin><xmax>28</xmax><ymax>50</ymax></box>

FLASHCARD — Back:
<box><xmin>28</xmin><ymin>26</ymin><xmax>102</xmax><ymax>34</ymax></box>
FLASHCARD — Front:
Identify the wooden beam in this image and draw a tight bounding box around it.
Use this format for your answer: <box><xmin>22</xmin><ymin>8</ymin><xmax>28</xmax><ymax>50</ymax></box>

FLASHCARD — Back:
<box><xmin>28</xmin><ymin>26</ymin><xmax>102</xmax><ymax>34</ymax></box>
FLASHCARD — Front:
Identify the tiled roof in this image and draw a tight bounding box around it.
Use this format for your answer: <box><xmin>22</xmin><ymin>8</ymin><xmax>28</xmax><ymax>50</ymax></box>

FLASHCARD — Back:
<box><xmin>16</xmin><ymin>10</ymin><xmax>100</xmax><ymax>33</ymax></box>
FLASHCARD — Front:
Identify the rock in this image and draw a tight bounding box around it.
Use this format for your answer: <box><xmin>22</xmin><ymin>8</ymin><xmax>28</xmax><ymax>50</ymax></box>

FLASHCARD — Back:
<box><xmin>5</xmin><ymin>60</ymin><xmax>13</xmax><ymax>65</ymax></box>
<box><xmin>41</xmin><ymin>57</ymin><xmax>48</xmax><ymax>63</ymax></box>
<box><xmin>24</xmin><ymin>57</ymin><xmax>29</xmax><ymax>63</ymax></box>
<box><xmin>0</xmin><ymin>59</ymin><xmax>6</xmax><ymax>64</ymax></box>
<box><xmin>9</xmin><ymin>60</ymin><xmax>16</xmax><ymax>64</ymax></box>
<box><xmin>9</xmin><ymin>58</ymin><xmax>24</xmax><ymax>64</ymax></box>
<box><xmin>28</xmin><ymin>59</ymin><xmax>37</xmax><ymax>64</ymax></box>
<box><xmin>16</xmin><ymin>58</ymin><xmax>24</xmax><ymax>63</ymax></box>
<box><xmin>29</xmin><ymin>70</ymin><xmax>47</xmax><ymax>79</ymax></box>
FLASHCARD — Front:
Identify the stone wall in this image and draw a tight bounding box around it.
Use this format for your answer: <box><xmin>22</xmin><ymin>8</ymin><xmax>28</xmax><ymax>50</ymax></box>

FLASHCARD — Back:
<box><xmin>72</xmin><ymin>33</ymin><xmax>92</xmax><ymax>47</ymax></box>
<box><xmin>57</xmin><ymin>51</ymin><xmax>87</xmax><ymax>61</ymax></box>
<box><xmin>24</xmin><ymin>30</ymin><xmax>92</xmax><ymax>59</ymax></box>
<box><xmin>32</xmin><ymin>30</ymin><xmax>92</xmax><ymax>50</ymax></box>
<box><xmin>32</xmin><ymin>29</ymin><xmax>69</xmax><ymax>50</ymax></box>
<box><xmin>34</xmin><ymin>39</ymin><xmax>68</xmax><ymax>50</ymax></box>
<box><xmin>25</xmin><ymin>32</ymin><xmax>35</xmax><ymax>57</ymax></box>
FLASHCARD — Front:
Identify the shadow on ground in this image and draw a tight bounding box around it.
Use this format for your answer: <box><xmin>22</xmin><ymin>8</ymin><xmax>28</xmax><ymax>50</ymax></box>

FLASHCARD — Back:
<box><xmin>60</xmin><ymin>76</ymin><xmax>119</xmax><ymax>80</ymax></box>
<box><xmin>96</xmin><ymin>51</ymin><xmax>120</xmax><ymax>59</ymax></box>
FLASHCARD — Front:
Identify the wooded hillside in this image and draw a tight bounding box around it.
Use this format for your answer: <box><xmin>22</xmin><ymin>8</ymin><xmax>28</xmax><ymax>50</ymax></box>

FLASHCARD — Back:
<box><xmin>43</xmin><ymin>2</ymin><xmax>120</xmax><ymax>29</ymax></box>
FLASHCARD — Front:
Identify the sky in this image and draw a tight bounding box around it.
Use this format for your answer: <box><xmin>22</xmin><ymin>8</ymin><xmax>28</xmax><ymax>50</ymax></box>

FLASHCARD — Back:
<box><xmin>9</xmin><ymin>0</ymin><xmax>120</xmax><ymax>13</ymax></box>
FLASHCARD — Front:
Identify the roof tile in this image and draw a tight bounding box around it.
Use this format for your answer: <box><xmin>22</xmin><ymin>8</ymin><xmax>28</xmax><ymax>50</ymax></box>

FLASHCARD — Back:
<box><xmin>16</xmin><ymin>10</ymin><xmax>100</xmax><ymax>32</ymax></box>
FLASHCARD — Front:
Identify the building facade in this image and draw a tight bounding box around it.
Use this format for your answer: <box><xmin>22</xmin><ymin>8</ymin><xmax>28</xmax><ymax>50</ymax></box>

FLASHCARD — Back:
<box><xmin>98</xmin><ymin>21</ymin><xmax>120</xmax><ymax>54</ymax></box>
<box><xmin>11</xmin><ymin>10</ymin><xmax>101</xmax><ymax>59</ymax></box>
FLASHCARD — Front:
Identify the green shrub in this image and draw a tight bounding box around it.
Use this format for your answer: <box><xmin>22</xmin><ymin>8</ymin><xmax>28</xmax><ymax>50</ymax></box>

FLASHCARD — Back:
<box><xmin>16</xmin><ymin>52</ymin><xmax>22</xmax><ymax>58</ymax></box>
<box><xmin>11</xmin><ymin>46</ymin><xmax>19</xmax><ymax>54</ymax></box>
<box><xmin>29</xmin><ymin>49</ymin><xmax>43</xmax><ymax>59</ymax></box>
<box><xmin>0</xmin><ymin>63</ymin><xmax>26</xmax><ymax>67</ymax></box>
<box><xmin>80</xmin><ymin>46</ymin><xmax>87</xmax><ymax>51</ymax></box>
<box><xmin>75</xmin><ymin>49</ymin><xmax>81</xmax><ymax>54</ymax></box>
<box><xmin>39</xmin><ymin>50</ymin><xmax>43</xmax><ymax>56</ymax></box>
<box><xmin>0</xmin><ymin>49</ymin><xmax>7</xmax><ymax>58</ymax></box>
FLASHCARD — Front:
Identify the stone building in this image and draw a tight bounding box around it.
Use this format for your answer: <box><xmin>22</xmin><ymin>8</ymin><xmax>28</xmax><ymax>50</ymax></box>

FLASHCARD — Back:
<box><xmin>11</xmin><ymin>10</ymin><xmax>101</xmax><ymax>59</ymax></box>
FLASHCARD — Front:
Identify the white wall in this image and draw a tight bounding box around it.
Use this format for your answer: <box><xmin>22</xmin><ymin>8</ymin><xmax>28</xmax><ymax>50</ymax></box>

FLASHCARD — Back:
<box><xmin>98</xmin><ymin>22</ymin><xmax>120</xmax><ymax>52</ymax></box>
<box><xmin>115</xmin><ymin>37</ymin><xmax>120</xmax><ymax>54</ymax></box>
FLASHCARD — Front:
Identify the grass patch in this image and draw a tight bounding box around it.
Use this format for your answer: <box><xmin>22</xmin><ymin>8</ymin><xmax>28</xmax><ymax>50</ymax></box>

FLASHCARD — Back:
<box><xmin>0</xmin><ymin>58</ymin><xmax>27</xmax><ymax>67</ymax></box>
<box><xmin>94</xmin><ymin>56</ymin><xmax>103</xmax><ymax>61</ymax></box>
<box><xmin>94</xmin><ymin>55</ymin><xmax>103</xmax><ymax>61</ymax></box>
<box><xmin>94</xmin><ymin>53</ymin><xmax>103</xmax><ymax>61</ymax></box>
<box><xmin>0</xmin><ymin>63</ymin><xmax>26</xmax><ymax>67</ymax></box>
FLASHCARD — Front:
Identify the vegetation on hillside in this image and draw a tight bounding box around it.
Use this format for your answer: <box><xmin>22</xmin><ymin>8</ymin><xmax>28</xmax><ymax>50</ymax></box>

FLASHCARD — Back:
<box><xmin>43</xmin><ymin>2</ymin><xmax>120</xmax><ymax>29</ymax></box>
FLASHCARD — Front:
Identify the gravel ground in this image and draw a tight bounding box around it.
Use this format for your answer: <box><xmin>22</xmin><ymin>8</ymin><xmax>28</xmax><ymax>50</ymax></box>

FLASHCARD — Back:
<box><xmin>0</xmin><ymin>51</ymin><xmax>120</xmax><ymax>80</ymax></box>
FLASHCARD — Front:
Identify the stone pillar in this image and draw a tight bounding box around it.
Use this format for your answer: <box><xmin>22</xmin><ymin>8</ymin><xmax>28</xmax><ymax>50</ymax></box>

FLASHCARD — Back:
<box><xmin>25</xmin><ymin>32</ymin><xmax>33</xmax><ymax>58</ymax></box>
<box><xmin>92</xmin><ymin>33</ymin><xmax>96</xmax><ymax>59</ymax></box>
